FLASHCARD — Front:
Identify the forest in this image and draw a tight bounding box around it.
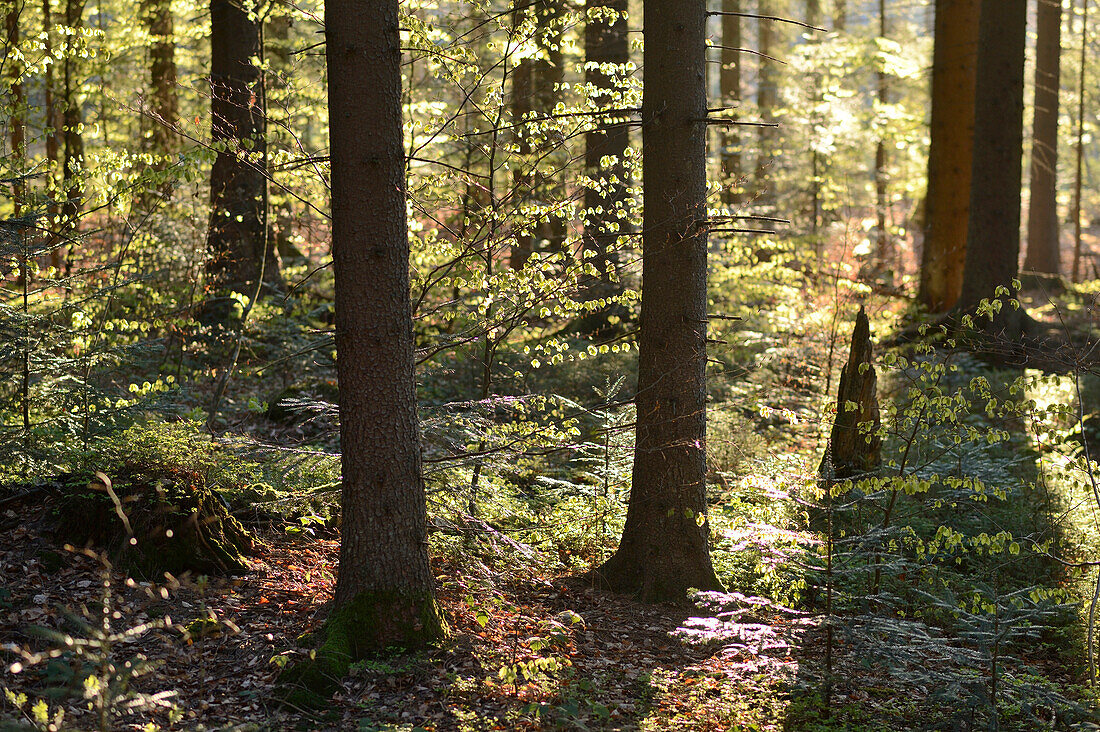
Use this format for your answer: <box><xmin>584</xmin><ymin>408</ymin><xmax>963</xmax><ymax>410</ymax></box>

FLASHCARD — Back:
<box><xmin>3</xmin><ymin>0</ymin><xmax>1100</xmax><ymax>729</ymax></box>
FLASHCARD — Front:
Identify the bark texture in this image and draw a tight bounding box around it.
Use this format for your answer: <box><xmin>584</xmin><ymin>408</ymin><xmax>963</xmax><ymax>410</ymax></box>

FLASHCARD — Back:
<box><xmin>956</xmin><ymin>0</ymin><xmax>1027</xmax><ymax>327</ymax></box>
<box><xmin>59</xmin><ymin>0</ymin><xmax>84</xmax><ymax>272</ymax></box>
<box><xmin>1024</xmin><ymin>0</ymin><xmax>1063</xmax><ymax>276</ymax></box>
<box><xmin>325</xmin><ymin>0</ymin><xmax>445</xmax><ymax>648</ymax></box>
<box><xmin>819</xmin><ymin>306</ymin><xmax>881</xmax><ymax>482</ymax></box>
<box><xmin>919</xmin><ymin>0</ymin><xmax>979</xmax><ymax>313</ymax></box>
<box><xmin>580</xmin><ymin>0</ymin><xmax>629</xmax><ymax>322</ymax></box>
<box><xmin>720</xmin><ymin>0</ymin><xmax>742</xmax><ymax>204</ymax></box>
<box><xmin>755</xmin><ymin>0</ymin><xmax>778</xmax><ymax>201</ymax></box>
<box><xmin>595</xmin><ymin>0</ymin><xmax>722</xmax><ymax>602</ymax></box>
<box><xmin>143</xmin><ymin>0</ymin><xmax>177</xmax><ymax>158</ymax></box>
<box><xmin>204</xmin><ymin>0</ymin><xmax>280</xmax><ymax>319</ymax></box>
<box><xmin>6</xmin><ymin>0</ymin><xmax>24</xmax><ymax>212</ymax></box>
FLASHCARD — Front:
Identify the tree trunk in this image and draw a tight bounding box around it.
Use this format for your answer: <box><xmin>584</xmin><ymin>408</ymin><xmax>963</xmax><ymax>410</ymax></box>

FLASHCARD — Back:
<box><xmin>720</xmin><ymin>0</ymin><xmax>742</xmax><ymax>204</ymax></box>
<box><xmin>580</xmin><ymin>0</ymin><xmax>629</xmax><ymax>325</ymax></box>
<box><xmin>204</xmin><ymin>0</ymin><xmax>280</xmax><ymax>321</ymax></box>
<box><xmin>267</xmin><ymin>9</ymin><xmax>302</xmax><ymax>261</ymax></box>
<box><xmin>59</xmin><ymin>0</ymin><xmax>84</xmax><ymax>275</ymax></box>
<box><xmin>956</xmin><ymin>0</ymin><xmax>1027</xmax><ymax>329</ymax></box>
<box><xmin>834</xmin><ymin>0</ymin><xmax>846</xmax><ymax>30</ymax></box>
<box><xmin>594</xmin><ymin>0</ymin><xmax>723</xmax><ymax>602</ymax></box>
<box><xmin>919</xmin><ymin>0</ymin><xmax>979</xmax><ymax>313</ymax></box>
<box><xmin>1024</xmin><ymin>0</ymin><xmax>1063</xmax><ymax>276</ymax></box>
<box><xmin>533</xmin><ymin>0</ymin><xmax>566</xmax><ymax>252</ymax></box>
<box><xmin>1072</xmin><ymin>0</ymin><xmax>1089</xmax><ymax>282</ymax></box>
<box><xmin>510</xmin><ymin>0</ymin><xmax>534</xmax><ymax>269</ymax></box>
<box><xmin>143</xmin><ymin>1</ymin><xmax>177</xmax><ymax>154</ymax></box>
<box><xmin>325</xmin><ymin>0</ymin><xmax>445</xmax><ymax>653</ymax></box>
<box><xmin>140</xmin><ymin>0</ymin><xmax>177</xmax><ymax>204</ymax></box>
<box><xmin>872</xmin><ymin>0</ymin><xmax>891</xmax><ymax>283</ymax></box>
<box><xmin>41</xmin><ymin>0</ymin><xmax>63</xmax><ymax>270</ymax></box>
<box><xmin>6</xmin><ymin>0</ymin><xmax>24</xmax><ymax>214</ymax></box>
<box><xmin>755</xmin><ymin>0</ymin><xmax>777</xmax><ymax>203</ymax></box>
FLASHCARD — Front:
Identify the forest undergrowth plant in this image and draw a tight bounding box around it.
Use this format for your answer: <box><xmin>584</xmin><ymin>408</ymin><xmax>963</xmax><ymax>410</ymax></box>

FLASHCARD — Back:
<box><xmin>1</xmin><ymin>553</ymin><xmax>183</xmax><ymax>731</ymax></box>
<box><xmin>799</xmin><ymin>324</ymin><xmax>1092</xmax><ymax>726</ymax></box>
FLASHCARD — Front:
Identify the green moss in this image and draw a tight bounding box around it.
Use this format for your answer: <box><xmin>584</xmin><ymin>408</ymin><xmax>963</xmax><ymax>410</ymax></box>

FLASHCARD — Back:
<box><xmin>276</xmin><ymin>589</ymin><xmax>448</xmax><ymax>708</ymax></box>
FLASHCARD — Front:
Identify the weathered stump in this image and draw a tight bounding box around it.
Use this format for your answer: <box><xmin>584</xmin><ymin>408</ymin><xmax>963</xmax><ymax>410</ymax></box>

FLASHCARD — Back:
<box><xmin>819</xmin><ymin>305</ymin><xmax>881</xmax><ymax>483</ymax></box>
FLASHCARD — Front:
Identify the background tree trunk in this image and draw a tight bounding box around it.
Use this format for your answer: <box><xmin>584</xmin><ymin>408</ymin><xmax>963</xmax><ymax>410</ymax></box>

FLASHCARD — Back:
<box><xmin>956</xmin><ymin>0</ymin><xmax>1027</xmax><ymax>328</ymax></box>
<box><xmin>1024</xmin><ymin>0</ymin><xmax>1063</xmax><ymax>276</ymax></box>
<box><xmin>533</xmin><ymin>0</ymin><xmax>566</xmax><ymax>252</ymax></box>
<box><xmin>595</xmin><ymin>0</ymin><xmax>723</xmax><ymax>602</ymax></box>
<box><xmin>141</xmin><ymin>0</ymin><xmax>177</xmax><ymax>202</ymax></box>
<box><xmin>325</xmin><ymin>0</ymin><xmax>445</xmax><ymax>652</ymax></box>
<box><xmin>59</xmin><ymin>0</ymin><xmax>84</xmax><ymax>275</ymax></box>
<box><xmin>919</xmin><ymin>0</ymin><xmax>979</xmax><ymax>313</ymax></box>
<box><xmin>580</xmin><ymin>0</ymin><xmax>629</xmax><ymax>324</ymax></box>
<box><xmin>720</xmin><ymin>0</ymin><xmax>742</xmax><ymax>204</ymax></box>
<box><xmin>755</xmin><ymin>0</ymin><xmax>778</xmax><ymax>204</ymax></box>
<box><xmin>510</xmin><ymin>0</ymin><xmax>534</xmax><ymax>269</ymax></box>
<box><xmin>6</xmin><ymin>0</ymin><xmax>24</xmax><ymax>214</ymax></box>
<box><xmin>266</xmin><ymin>9</ymin><xmax>300</xmax><ymax>262</ymax></box>
<box><xmin>204</xmin><ymin>0</ymin><xmax>280</xmax><ymax>320</ymax></box>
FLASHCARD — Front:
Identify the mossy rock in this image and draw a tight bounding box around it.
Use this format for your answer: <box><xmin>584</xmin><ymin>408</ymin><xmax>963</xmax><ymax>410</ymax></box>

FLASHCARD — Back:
<box><xmin>54</xmin><ymin>467</ymin><xmax>257</xmax><ymax>577</ymax></box>
<box><xmin>276</xmin><ymin>589</ymin><xmax>447</xmax><ymax>708</ymax></box>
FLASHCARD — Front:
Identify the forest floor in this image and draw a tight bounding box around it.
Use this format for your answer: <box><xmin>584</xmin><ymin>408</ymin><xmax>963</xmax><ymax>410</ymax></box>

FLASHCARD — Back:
<box><xmin>5</xmin><ymin>282</ymin><xmax>1100</xmax><ymax>730</ymax></box>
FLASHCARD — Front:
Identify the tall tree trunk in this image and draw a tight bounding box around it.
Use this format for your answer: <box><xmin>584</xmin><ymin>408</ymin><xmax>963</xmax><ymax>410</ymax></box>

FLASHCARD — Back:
<box><xmin>1072</xmin><ymin>0</ymin><xmax>1089</xmax><ymax>282</ymax></box>
<box><xmin>956</xmin><ymin>0</ymin><xmax>1027</xmax><ymax>329</ymax></box>
<box><xmin>143</xmin><ymin>0</ymin><xmax>178</xmax><ymax>154</ymax></box>
<box><xmin>594</xmin><ymin>0</ymin><xmax>723</xmax><ymax>602</ymax></box>
<box><xmin>204</xmin><ymin>0</ymin><xmax>280</xmax><ymax>321</ymax></box>
<box><xmin>919</xmin><ymin>0</ymin><xmax>979</xmax><ymax>313</ymax></box>
<box><xmin>59</xmin><ymin>0</ymin><xmax>84</xmax><ymax>275</ymax></box>
<box><xmin>510</xmin><ymin>0</ymin><xmax>534</xmax><ymax>269</ymax></box>
<box><xmin>266</xmin><ymin>8</ymin><xmax>301</xmax><ymax>261</ymax></box>
<box><xmin>834</xmin><ymin>0</ymin><xmax>846</xmax><ymax>30</ymax></box>
<box><xmin>533</xmin><ymin>0</ymin><xmax>566</xmax><ymax>252</ymax></box>
<box><xmin>720</xmin><ymin>0</ymin><xmax>742</xmax><ymax>204</ymax></box>
<box><xmin>580</xmin><ymin>0</ymin><xmax>629</xmax><ymax>323</ymax></box>
<box><xmin>806</xmin><ymin>0</ymin><xmax>821</xmax><ymax>241</ymax></box>
<box><xmin>755</xmin><ymin>0</ymin><xmax>777</xmax><ymax>203</ymax></box>
<box><xmin>324</xmin><ymin>0</ymin><xmax>446</xmax><ymax>653</ymax></box>
<box><xmin>1024</xmin><ymin>0</ymin><xmax>1063</xmax><ymax>276</ymax></box>
<box><xmin>41</xmin><ymin>0</ymin><xmax>63</xmax><ymax>271</ymax></box>
<box><xmin>141</xmin><ymin>0</ymin><xmax>177</xmax><ymax>201</ymax></box>
<box><xmin>6</xmin><ymin>0</ymin><xmax>24</xmax><ymax>213</ymax></box>
<box><xmin>872</xmin><ymin>0</ymin><xmax>890</xmax><ymax>283</ymax></box>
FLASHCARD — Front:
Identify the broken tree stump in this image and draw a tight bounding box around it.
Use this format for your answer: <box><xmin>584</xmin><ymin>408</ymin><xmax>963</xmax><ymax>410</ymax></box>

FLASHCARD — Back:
<box><xmin>819</xmin><ymin>305</ymin><xmax>882</xmax><ymax>483</ymax></box>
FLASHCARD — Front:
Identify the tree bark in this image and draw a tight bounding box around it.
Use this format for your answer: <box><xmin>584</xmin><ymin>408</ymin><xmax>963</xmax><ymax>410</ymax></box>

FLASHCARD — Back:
<box><xmin>325</xmin><ymin>0</ymin><xmax>445</xmax><ymax>652</ymax></box>
<box><xmin>58</xmin><ymin>0</ymin><xmax>84</xmax><ymax>277</ymax></box>
<box><xmin>204</xmin><ymin>0</ymin><xmax>280</xmax><ymax>321</ymax></box>
<box><xmin>1024</xmin><ymin>0</ymin><xmax>1063</xmax><ymax>276</ymax></box>
<box><xmin>533</xmin><ymin>0</ymin><xmax>566</xmax><ymax>252</ymax></box>
<box><xmin>872</xmin><ymin>0</ymin><xmax>891</xmax><ymax>283</ymax></box>
<box><xmin>956</xmin><ymin>0</ymin><xmax>1027</xmax><ymax>329</ymax></box>
<box><xmin>1072</xmin><ymin>0</ymin><xmax>1089</xmax><ymax>282</ymax></box>
<box><xmin>141</xmin><ymin>0</ymin><xmax>177</xmax><ymax>203</ymax></box>
<box><xmin>919</xmin><ymin>0</ymin><xmax>979</xmax><ymax>313</ymax></box>
<box><xmin>580</xmin><ymin>0</ymin><xmax>629</xmax><ymax>324</ymax></box>
<box><xmin>41</xmin><ymin>0</ymin><xmax>64</xmax><ymax>272</ymax></box>
<box><xmin>266</xmin><ymin>9</ymin><xmax>300</xmax><ymax>261</ymax></box>
<box><xmin>720</xmin><ymin>0</ymin><xmax>742</xmax><ymax>204</ymax></box>
<box><xmin>6</xmin><ymin>0</ymin><xmax>24</xmax><ymax>214</ymax></box>
<box><xmin>755</xmin><ymin>0</ymin><xmax>777</xmax><ymax>203</ymax></box>
<box><xmin>143</xmin><ymin>0</ymin><xmax>177</xmax><ymax>157</ymax></box>
<box><xmin>510</xmin><ymin>0</ymin><xmax>534</xmax><ymax>269</ymax></box>
<box><xmin>594</xmin><ymin>0</ymin><xmax>723</xmax><ymax>602</ymax></box>
<box><xmin>834</xmin><ymin>0</ymin><xmax>846</xmax><ymax>30</ymax></box>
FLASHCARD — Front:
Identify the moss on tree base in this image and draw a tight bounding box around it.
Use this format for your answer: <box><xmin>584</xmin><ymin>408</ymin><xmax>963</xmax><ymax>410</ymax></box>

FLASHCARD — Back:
<box><xmin>276</xmin><ymin>589</ymin><xmax>447</xmax><ymax>708</ymax></box>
